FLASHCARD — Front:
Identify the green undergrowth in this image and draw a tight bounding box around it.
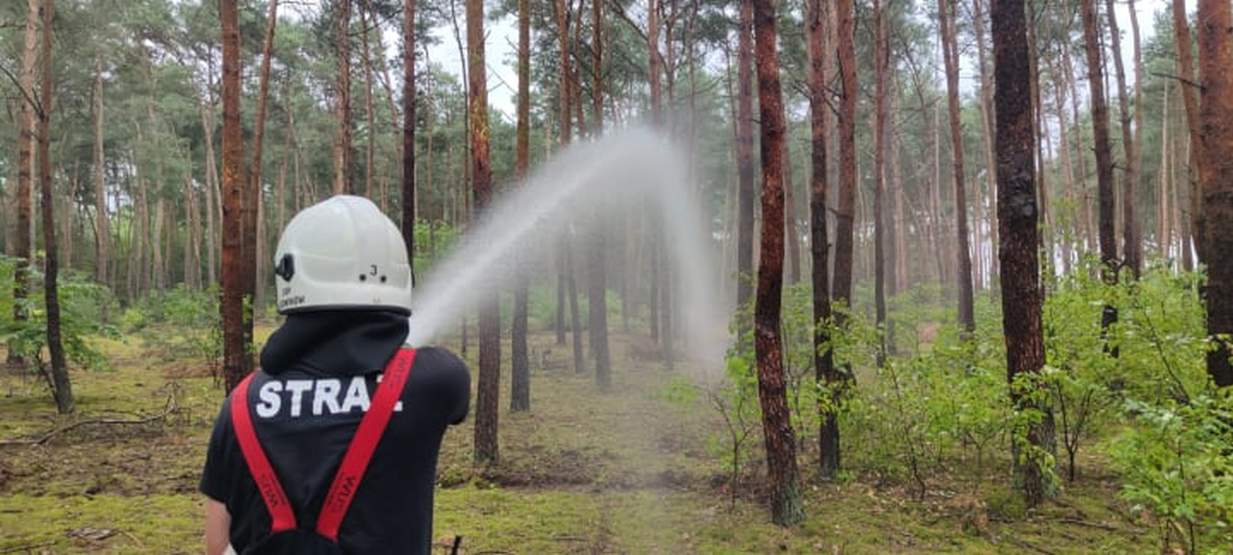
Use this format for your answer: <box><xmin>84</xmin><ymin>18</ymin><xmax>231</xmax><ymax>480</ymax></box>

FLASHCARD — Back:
<box><xmin>1</xmin><ymin>318</ymin><xmax>1159</xmax><ymax>553</ymax></box>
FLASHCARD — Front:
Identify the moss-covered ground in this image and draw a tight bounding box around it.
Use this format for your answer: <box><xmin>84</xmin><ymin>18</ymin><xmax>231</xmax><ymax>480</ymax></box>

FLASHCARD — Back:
<box><xmin>1</xmin><ymin>328</ymin><xmax>1152</xmax><ymax>553</ymax></box>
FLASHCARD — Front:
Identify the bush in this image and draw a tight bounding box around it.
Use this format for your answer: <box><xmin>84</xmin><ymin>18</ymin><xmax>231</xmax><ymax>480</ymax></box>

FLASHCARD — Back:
<box><xmin>0</xmin><ymin>255</ymin><xmax>117</xmax><ymax>378</ymax></box>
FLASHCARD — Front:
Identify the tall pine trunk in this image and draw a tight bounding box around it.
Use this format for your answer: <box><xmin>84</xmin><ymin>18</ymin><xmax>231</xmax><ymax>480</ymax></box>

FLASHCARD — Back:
<box><xmin>940</xmin><ymin>0</ymin><xmax>975</xmax><ymax>333</ymax></box>
<box><xmin>1105</xmin><ymin>0</ymin><xmax>1140</xmax><ymax>277</ymax></box>
<box><xmin>735</xmin><ymin>0</ymin><xmax>755</xmax><ymax>310</ymax></box>
<box><xmin>805</xmin><ymin>0</ymin><xmax>836</xmax><ymax>481</ymax></box>
<box><xmin>822</xmin><ymin>0</ymin><xmax>858</xmax><ymax>478</ymax></box>
<box><xmin>1197</xmin><ymin>0</ymin><xmax>1233</xmax><ymax>387</ymax></box>
<box><xmin>588</xmin><ymin>0</ymin><xmax>611</xmax><ymax>390</ymax></box>
<box><xmin>1173</xmin><ymin>0</ymin><xmax>1204</xmax><ymax>262</ymax></box>
<box><xmin>10</xmin><ymin>0</ymin><xmax>38</xmax><ymax>367</ymax></box>
<box><xmin>246</xmin><ymin>0</ymin><xmax>278</xmax><ymax>344</ymax></box>
<box><xmin>200</xmin><ymin>101</ymin><xmax>219</xmax><ymax>286</ymax></box>
<box><xmin>1080</xmin><ymin>0</ymin><xmax>1119</xmax><ymax>340</ymax></box>
<box><xmin>220</xmin><ymin>0</ymin><xmax>247</xmax><ymax>392</ymax></box>
<box><xmin>37</xmin><ymin>0</ymin><xmax>71</xmax><ymax>414</ymax></box>
<box><xmin>403</xmin><ymin>0</ymin><xmax>417</xmax><ymax>281</ymax></box>
<box><xmin>468</xmin><ymin>0</ymin><xmax>501</xmax><ymax>464</ymax></box>
<box><xmin>749</xmin><ymin>0</ymin><xmax>803</xmax><ymax>526</ymax></box>
<box><xmin>992</xmin><ymin>0</ymin><xmax>1049</xmax><ymax>507</ymax></box>
<box><xmin>872</xmin><ymin>0</ymin><xmax>888</xmax><ymax>365</ymax></box>
<box><xmin>92</xmin><ymin>59</ymin><xmax>109</xmax><ymax>287</ymax></box>
<box><xmin>511</xmin><ymin>0</ymin><xmax>532</xmax><ymax>411</ymax></box>
<box><xmin>333</xmin><ymin>0</ymin><xmax>353</xmax><ymax>195</ymax></box>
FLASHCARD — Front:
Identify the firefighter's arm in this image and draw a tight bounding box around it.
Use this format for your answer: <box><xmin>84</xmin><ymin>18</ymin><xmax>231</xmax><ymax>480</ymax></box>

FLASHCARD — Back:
<box><xmin>204</xmin><ymin>497</ymin><xmax>230</xmax><ymax>555</ymax></box>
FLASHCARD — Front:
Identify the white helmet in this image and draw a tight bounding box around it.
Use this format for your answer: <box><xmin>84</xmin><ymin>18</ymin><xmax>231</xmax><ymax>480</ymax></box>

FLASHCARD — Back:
<box><xmin>272</xmin><ymin>195</ymin><xmax>413</xmax><ymax>315</ymax></box>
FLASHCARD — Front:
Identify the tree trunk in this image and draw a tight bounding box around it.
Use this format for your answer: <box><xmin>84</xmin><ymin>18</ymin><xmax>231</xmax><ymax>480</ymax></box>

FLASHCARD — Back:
<box><xmin>972</xmin><ymin>0</ymin><xmax>998</xmax><ymax>280</ymax></box>
<box><xmin>1173</xmin><ymin>0</ymin><xmax>1204</xmax><ymax>262</ymax></box>
<box><xmin>92</xmin><ymin>59</ymin><xmax>109</xmax><ymax>287</ymax></box>
<box><xmin>553</xmin><ymin>0</ymin><xmax>572</xmax><ymax>346</ymax></box>
<box><xmin>200</xmin><ymin>102</ymin><xmax>219</xmax><ymax>286</ymax></box>
<box><xmin>35</xmin><ymin>0</ymin><xmax>71</xmax><ymax>413</ymax></box>
<box><xmin>872</xmin><ymin>0</ymin><xmax>888</xmax><ymax>365</ymax></box>
<box><xmin>588</xmin><ymin>0</ymin><xmax>611</xmax><ymax>390</ymax></box>
<box><xmin>784</xmin><ymin>142</ymin><xmax>800</xmax><ymax>285</ymax></box>
<box><xmin>1158</xmin><ymin>83</ymin><xmax>1171</xmax><ymax>260</ymax></box>
<box><xmin>750</xmin><ymin>0</ymin><xmax>803</xmax><ymax>526</ymax></box>
<box><xmin>940</xmin><ymin>0</ymin><xmax>975</xmax><ymax>333</ymax></box>
<box><xmin>511</xmin><ymin>0</ymin><xmax>531</xmax><ymax>412</ymax></box>
<box><xmin>824</xmin><ymin>0</ymin><xmax>858</xmax><ymax>478</ymax></box>
<box><xmin>359</xmin><ymin>2</ymin><xmax>376</xmax><ymax>200</ymax></box>
<box><xmin>1080</xmin><ymin>0</ymin><xmax>1119</xmax><ymax>339</ymax></box>
<box><xmin>402</xmin><ymin>0</ymin><xmax>417</xmax><ymax>282</ymax></box>
<box><xmin>184</xmin><ymin>147</ymin><xmax>202</xmax><ymax>290</ymax></box>
<box><xmin>468</xmin><ymin>0</ymin><xmax>501</xmax><ymax>464</ymax></box>
<box><xmin>993</xmin><ymin>0</ymin><xmax>1048</xmax><ymax>506</ymax></box>
<box><xmin>805</xmin><ymin>0</ymin><xmax>837</xmax><ymax>481</ymax></box>
<box><xmin>1053</xmin><ymin>70</ymin><xmax>1077</xmax><ymax>272</ymax></box>
<box><xmin>735</xmin><ymin>0</ymin><xmax>754</xmax><ymax>310</ymax></box>
<box><xmin>1105</xmin><ymin>0</ymin><xmax>1139</xmax><ymax>278</ymax></box>
<box><xmin>10</xmin><ymin>0</ymin><xmax>38</xmax><ymax>367</ymax></box>
<box><xmin>220</xmin><ymin>0</ymin><xmax>247</xmax><ymax>392</ymax></box>
<box><xmin>832</xmin><ymin>0</ymin><xmax>857</xmax><ymax>311</ymax></box>
<box><xmin>1128</xmin><ymin>0</ymin><xmax>1144</xmax><ymax>270</ymax></box>
<box><xmin>333</xmin><ymin>0</ymin><xmax>353</xmax><ymax>195</ymax></box>
<box><xmin>152</xmin><ymin>197</ymin><xmax>165</xmax><ymax>290</ymax></box>
<box><xmin>246</xmin><ymin>0</ymin><xmax>278</xmax><ymax>343</ymax></box>
<box><xmin>1197</xmin><ymin>0</ymin><xmax>1233</xmax><ymax>387</ymax></box>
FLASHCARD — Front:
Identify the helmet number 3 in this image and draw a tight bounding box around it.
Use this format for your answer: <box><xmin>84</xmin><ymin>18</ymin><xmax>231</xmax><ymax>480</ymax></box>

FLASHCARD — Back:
<box><xmin>369</xmin><ymin>265</ymin><xmax>379</xmax><ymax>277</ymax></box>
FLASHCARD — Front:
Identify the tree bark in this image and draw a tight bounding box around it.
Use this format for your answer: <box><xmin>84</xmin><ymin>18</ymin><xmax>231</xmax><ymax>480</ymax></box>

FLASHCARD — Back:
<box><xmin>1080</xmin><ymin>0</ymin><xmax>1119</xmax><ymax>339</ymax></box>
<box><xmin>200</xmin><ymin>101</ymin><xmax>219</xmax><ymax>286</ymax></box>
<box><xmin>872</xmin><ymin>0</ymin><xmax>888</xmax><ymax>365</ymax></box>
<box><xmin>246</xmin><ymin>0</ymin><xmax>278</xmax><ymax>345</ymax></box>
<box><xmin>735</xmin><ymin>0</ymin><xmax>754</xmax><ymax>310</ymax></box>
<box><xmin>511</xmin><ymin>0</ymin><xmax>532</xmax><ymax>412</ymax></box>
<box><xmin>992</xmin><ymin>0</ymin><xmax>1048</xmax><ymax>507</ymax></box>
<box><xmin>1197</xmin><ymin>0</ymin><xmax>1233</xmax><ymax>387</ymax></box>
<box><xmin>940</xmin><ymin>0</ymin><xmax>975</xmax><ymax>333</ymax></box>
<box><xmin>10</xmin><ymin>0</ymin><xmax>38</xmax><ymax>366</ymax></box>
<box><xmin>1128</xmin><ymin>0</ymin><xmax>1144</xmax><ymax>270</ymax></box>
<box><xmin>832</xmin><ymin>0</ymin><xmax>857</xmax><ymax>311</ymax></box>
<box><xmin>333</xmin><ymin>0</ymin><xmax>353</xmax><ymax>195</ymax></box>
<box><xmin>220</xmin><ymin>0</ymin><xmax>247</xmax><ymax>392</ymax></box>
<box><xmin>805</xmin><ymin>0</ymin><xmax>837</xmax><ymax>481</ymax></box>
<box><xmin>749</xmin><ymin>0</ymin><xmax>803</xmax><ymax>526</ymax></box>
<box><xmin>359</xmin><ymin>2</ymin><xmax>376</xmax><ymax>201</ymax></box>
<box><xmin>1173</xmin><ymin>0</ymin><xmax>1204</xmax><ymax>262</ymax></box>
<box><xmin>1105</xmin><ymin>0</ymin><xmax>1139</xmax><ymax>278</ymax></box>
<box><xmin>784</xmin><ymin>142</ymin><xmax>800</xmax><ymax>285</ymax></box>
<box><xmin>403</xmin><ymin>0</ymin><xmax>417</xmax><ymax>282</ymax></box>
<box><xmin>468</xmin><ymin>0</ymin><xmax>501</xmax><ymax>464</ymax></box>
<box><xmin>971</xmin><ymin>0</ymin><xmax>998</xmax><ymax>280</ymax></box>
<box><xmin>553</xmin><ymin>0</ymin><xmax>572</xmax><ymax>346</ymax></box>
<box><xmin>35</xmin><ymin>0</ymin><xmax>71</xmax><ymax>414</ymax></box>
<box><xmin>588</xmin><ymin>0</ymin><xmax>611</xmax><ymax>390</ymax></box>
<box><xmin>91</xmin><ymin>59</ymin><xmax>109</xmax><ymax>287</ymax></box>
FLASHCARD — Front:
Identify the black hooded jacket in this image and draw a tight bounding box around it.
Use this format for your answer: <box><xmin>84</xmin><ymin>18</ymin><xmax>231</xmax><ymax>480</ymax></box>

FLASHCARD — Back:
<box><xmin>201</xmin><ymin>311</ymin><xmax>470</xmax><ymax>554</ymax></box>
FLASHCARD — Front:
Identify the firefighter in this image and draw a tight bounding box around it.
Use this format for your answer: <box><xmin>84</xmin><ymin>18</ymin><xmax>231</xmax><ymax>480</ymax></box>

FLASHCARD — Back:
<box><xmin>202</xmin><ymin>195</ymin><xmax>470</xmax><ymax>554</ymax></box>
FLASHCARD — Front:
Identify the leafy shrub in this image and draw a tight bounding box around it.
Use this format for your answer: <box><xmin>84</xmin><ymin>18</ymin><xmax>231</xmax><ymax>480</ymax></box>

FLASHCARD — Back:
<box><xmin>1108</xmin><ymin>392</ymin><xmax>1233</xmax><ymax>553</ymax></box>
<box><xmin>0</xmin><ymin>256</ymin><xmax>117</xmax><ymax>378</ymax></box>
<box><xmin>125</xmin><ymin>285</ymin><xmax>223</xmax><ymax>369</ymax></box>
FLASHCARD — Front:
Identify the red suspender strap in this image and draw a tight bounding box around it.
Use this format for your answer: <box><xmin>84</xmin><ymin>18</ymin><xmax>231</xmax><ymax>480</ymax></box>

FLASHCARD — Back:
<box><xmin>230</xmin><ymin>373</ymin><xmax>299</xmax><ymax>533</ymax></box>
<box><xmin>315</xmin><ymin>348</ymin><xmax>417</xmax><ymax>541</ymax></box>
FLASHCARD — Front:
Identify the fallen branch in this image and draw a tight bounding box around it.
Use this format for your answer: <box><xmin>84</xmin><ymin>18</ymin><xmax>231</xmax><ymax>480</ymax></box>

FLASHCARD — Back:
<box><xmin>1057</xmin><ymin>517</ymin><xmax>1125</xmax><ymax>533</ymax></box>
<box><xmin>0</xmin><ymin>541</ymin><xmax>56</xmax><ymax>554</ymax></box>
<box><xmin>1003</xmin><ymin>535</ymin><xmax>1057</xmax><ymax>555</ymax></box>
<box><xmin>0</xmin><ymin>394</ymin><xmax>178</xmax><ymax>447</ymax></box>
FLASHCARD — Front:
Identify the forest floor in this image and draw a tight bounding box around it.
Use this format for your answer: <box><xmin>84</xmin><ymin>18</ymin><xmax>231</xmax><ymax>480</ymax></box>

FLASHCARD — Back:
<box><xmin>0</xmin><ymin>326</ymin><xmax>1156</xmax><ymax>554</ymax></box>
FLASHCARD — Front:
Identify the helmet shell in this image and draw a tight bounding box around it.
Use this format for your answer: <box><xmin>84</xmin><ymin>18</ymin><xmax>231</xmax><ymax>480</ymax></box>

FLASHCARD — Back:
<box><xmin>273</xmin><ymin>195</ymin><xmax>413</xmax><ymax>315</ymax></box>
